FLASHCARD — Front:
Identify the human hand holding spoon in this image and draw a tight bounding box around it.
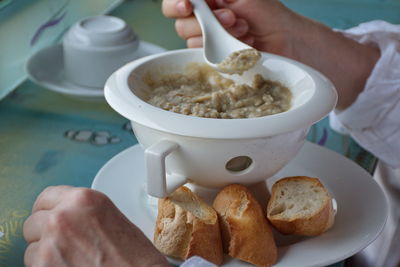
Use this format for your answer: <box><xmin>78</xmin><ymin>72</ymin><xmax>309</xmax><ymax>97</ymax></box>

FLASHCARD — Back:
<box><xmin>190</xmin><ymin>0</ymin><xmax>261</xmax><ymax>75</ymax></box>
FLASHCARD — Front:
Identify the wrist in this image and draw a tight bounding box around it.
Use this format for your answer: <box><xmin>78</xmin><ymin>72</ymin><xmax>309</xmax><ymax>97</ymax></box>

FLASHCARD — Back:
<box><xmin>295</xmin><ymin>20</ymin><xmax>380</xmax><ymax>110</ymax></box>
<box><xmin>327</xmin><ymin>29</ymin><xmax>380</xmax><ymax>110</ymax></box>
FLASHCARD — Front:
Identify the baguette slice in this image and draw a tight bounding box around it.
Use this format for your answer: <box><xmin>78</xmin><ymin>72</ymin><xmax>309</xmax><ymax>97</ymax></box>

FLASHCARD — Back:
<box><xmin>267</xmin><ymin>176</ymin><xmax>335</xmax><ymax>236</ymax></box>
<box><xmin>213</xmin><ymin>184</ymin><xmax>277</xmax><ymax>267</ymax></box>
<box><xmin>153</xmin><ymin>186</ymin><xmax>223</xmax><ymax>265</ymax></box>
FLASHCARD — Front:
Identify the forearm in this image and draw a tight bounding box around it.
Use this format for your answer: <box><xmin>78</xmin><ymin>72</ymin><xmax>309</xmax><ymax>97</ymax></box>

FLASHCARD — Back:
<box><xmin>328</xmin><ymin>20</ymin><xmax>400</xmax><ymax>167</ymax></box>
<box><xmin>293</xmin><ymin>18</ymin><xmax>380</xmax><ymax>110</ymax></box>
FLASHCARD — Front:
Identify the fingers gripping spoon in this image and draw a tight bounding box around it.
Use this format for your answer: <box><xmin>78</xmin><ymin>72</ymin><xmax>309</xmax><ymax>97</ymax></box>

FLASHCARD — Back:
<box><xmin>190</xmin><ymin>0</ymin><xmax>260</xmax><ymax>74</ymax></box>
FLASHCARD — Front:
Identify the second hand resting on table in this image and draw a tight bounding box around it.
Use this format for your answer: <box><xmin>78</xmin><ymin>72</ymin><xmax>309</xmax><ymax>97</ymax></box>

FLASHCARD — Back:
<box><xmin>24</xmin><ymin>0</ymin><xmax>386</xmax><ymax>266</ymax></box>
<box><xmin>23</xmin><ymin>186</ymin><xmax>169</xmax><ymax>267</ymax></box>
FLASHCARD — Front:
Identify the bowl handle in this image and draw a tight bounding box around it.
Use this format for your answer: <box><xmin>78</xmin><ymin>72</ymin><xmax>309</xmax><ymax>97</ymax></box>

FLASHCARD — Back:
<box><xmin>145</xmin><ymin>140</ymin><xmax>187</xmax><ymax>198</ymax></box>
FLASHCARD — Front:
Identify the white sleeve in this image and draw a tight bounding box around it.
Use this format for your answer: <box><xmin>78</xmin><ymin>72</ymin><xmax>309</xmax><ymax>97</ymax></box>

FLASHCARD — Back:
<box><xmin>180</xmin><ymin>256</ymin><xmax>217</xmax><ymax>267</ymax></box>
<box><xmin>330</xmin><ymin>20</ymin><xmax>400</xmax><ymax>168</ymax></box>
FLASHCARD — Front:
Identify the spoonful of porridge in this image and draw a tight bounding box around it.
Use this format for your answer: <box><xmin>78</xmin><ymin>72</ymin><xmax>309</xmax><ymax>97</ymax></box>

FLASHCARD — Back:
<box><xmin>190</xmin><ymin>0</ymin><xmax>261</xmax><ymax>75</ymax></box>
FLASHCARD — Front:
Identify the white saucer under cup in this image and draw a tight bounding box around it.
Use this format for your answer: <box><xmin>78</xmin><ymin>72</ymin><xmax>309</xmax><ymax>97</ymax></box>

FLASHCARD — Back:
<box><xmin>26</xmin><ymin>15</ymin><xmax>166</xmax><ymax>101</ymax></box>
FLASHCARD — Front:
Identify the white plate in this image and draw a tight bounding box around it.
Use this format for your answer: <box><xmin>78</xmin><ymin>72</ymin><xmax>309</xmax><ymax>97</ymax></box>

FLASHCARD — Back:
<box><xmin>26</xmin><ymin>41</ymin><xmax>166</xmax><ymax>100</ymax></box>
<box><xmin>92</xmin><ymin>142</ymin><xmax>388</xmax><ymax>267</ymax></box>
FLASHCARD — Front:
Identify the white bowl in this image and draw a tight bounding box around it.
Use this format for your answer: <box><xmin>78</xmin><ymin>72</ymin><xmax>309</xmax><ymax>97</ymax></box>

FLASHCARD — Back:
<box><xmin>105</xmin><ymin>49</ymin><xmax>337</xmax><ymax>197</ymax></box>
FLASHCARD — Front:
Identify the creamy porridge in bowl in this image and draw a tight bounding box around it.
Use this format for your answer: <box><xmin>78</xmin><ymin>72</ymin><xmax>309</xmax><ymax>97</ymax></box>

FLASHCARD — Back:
<box><xmin>105</xmin><ymin>48</ymin><xmax>337</xmax><ymax>198</ymax></box>
<box><xmin>145</xmin><ymin>63</ymin><xmax>292</xmax><ymax>119</ymax></box>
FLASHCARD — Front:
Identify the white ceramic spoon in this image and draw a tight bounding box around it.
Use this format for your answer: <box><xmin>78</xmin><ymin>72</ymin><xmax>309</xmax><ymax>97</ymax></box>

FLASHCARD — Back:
<box><xmin>190</xmin><ymin>0</ymin><xmax>254</xmax><ymax>72</ymax></box>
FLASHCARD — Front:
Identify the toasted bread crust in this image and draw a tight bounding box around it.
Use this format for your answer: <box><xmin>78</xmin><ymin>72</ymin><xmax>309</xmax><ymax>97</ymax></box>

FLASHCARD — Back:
<box><xmin>267</xmin><ymin>176</ymin><xmax>335</xmax><ymax>236</ymax></box>
<box><xmin>186</xmin><ymin>213</ymin><xmax>223</xmax><ymax>263</ymax></box>
<box><xmin>213</xmin><ymin>184</ymin><xmax>278</xmax><ymax>267</ymax></box>
<box><xmin>154</xmin><ymin>186</ymin><xmax>223</xmax><ymax>265</ymax></box>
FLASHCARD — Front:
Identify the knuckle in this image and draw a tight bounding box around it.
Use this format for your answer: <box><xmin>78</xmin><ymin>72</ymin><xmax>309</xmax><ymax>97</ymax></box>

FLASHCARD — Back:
<box><xmin>24</xmin><ymin>243</ymin><xmax>35</xmax><ymax>267</ymax></box>
<box><xmin>175</xmin><ymin>19</ymin><xmax>187</xmax><ymax>39</ymax></box>
<box><xmin>187</xmin><ymin>39</ymin><xmax>195</xmax><ymax>48</ymax></box>
<box><xmin>161</xmin><ymin>0</ymin><xmax>173</xmax><ymax>17</ymax></box>
<box><xmin>38</xmin><ymin>241</ymin><xmax>57</xmax><ymax>265</ymax></box>
<box><xmin>34</xmin><ymin>186</ymin><xmax>54</xmax><ymax>205</ymax></box>
<box><xmin>71</xmin><ymin>188</ymin><xmax>96</xmax><ymax>206</ymax></box>
<box><xmin>71</xmin><ymin>188</ymin><xmax>108</xmax><ymax>208</ymax></box>
<box><xmin>22</xmin><ymin>215</ymin><xmax>31</xmax><ymax>236</ymax></box>
<box><xmin>47</xmin><ymin>211</ymin><xmax>68</xmax><ymax>234</ymax></box>
<box><xmin>162</xmin><ymin>0</ymin><xmax>190</xmax><ymax>18</ymax></box>
<box><xmin>187</xmin><ymin>37</ymin><xmax>203</xmax><ymax>48</ymax></box>
<box><xmin>42</xmin><ymin>185</ymin><xmax>56</xmax><ymax>194</ymax></box>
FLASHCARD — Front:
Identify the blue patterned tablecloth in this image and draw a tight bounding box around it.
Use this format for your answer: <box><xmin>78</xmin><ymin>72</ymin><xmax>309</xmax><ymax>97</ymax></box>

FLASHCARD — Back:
<box><xmin>1</xmin><ymin>0</ymin><xmax>398</xmax><ymax>266</ymax></box>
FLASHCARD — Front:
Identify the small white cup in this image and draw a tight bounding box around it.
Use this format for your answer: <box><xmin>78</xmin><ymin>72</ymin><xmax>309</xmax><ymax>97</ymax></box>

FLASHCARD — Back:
<box><xmin>63</xmin><ymin>15</ymin><xmax>139</xmax><ymax>88</ymax></box>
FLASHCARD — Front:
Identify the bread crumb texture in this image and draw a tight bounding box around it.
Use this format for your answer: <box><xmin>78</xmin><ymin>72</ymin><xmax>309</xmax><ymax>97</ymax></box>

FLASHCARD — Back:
<box><xmin>267</xmin><ymin>176</ymin><xmax>335</xmax><ymax>236</ymax></box>
<box><xmin>213</xmin><ymin>184</ymin><xmax>278</xmax><ymax>267</ymax></box>
<box><xmin>153</xmin><ymin>186</ymin><xmax>223</xmax><ymax>265</ymax></box>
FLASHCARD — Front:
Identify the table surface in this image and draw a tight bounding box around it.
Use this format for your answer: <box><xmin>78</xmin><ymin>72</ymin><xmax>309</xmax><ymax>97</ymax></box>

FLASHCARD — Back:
<box><xmin>2</xmin><ymin>0</ymin><xmax>399</xmax><ymax>266</ymax></box>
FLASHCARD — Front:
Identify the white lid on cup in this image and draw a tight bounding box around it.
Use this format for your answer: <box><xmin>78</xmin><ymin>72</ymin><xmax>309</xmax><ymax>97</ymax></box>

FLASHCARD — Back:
<box><xmin>65</xmin><ymin>16</ymin><xmax>138</xmax><ymax>47</ymax></box>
